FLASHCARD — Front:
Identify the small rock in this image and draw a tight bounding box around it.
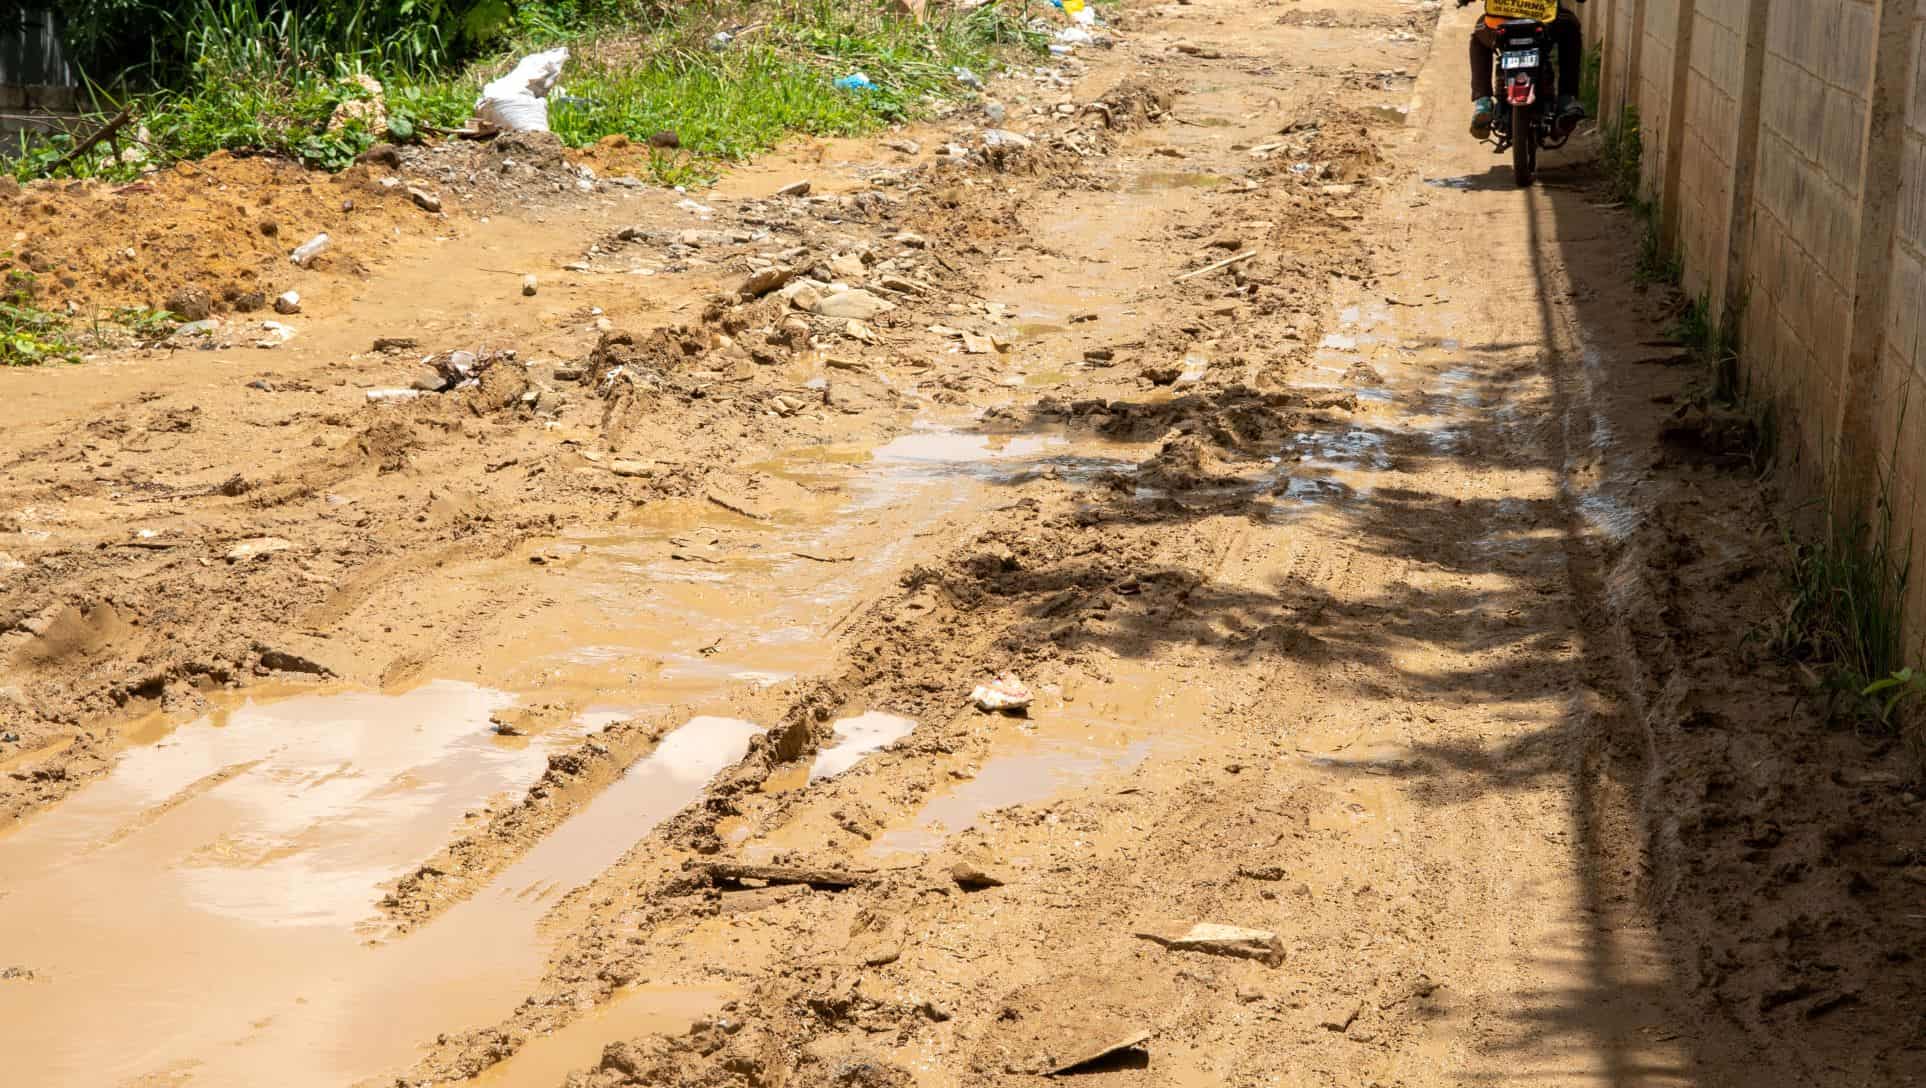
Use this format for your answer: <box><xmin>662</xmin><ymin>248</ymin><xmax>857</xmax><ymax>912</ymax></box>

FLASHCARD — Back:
<box><xmin>233</xmin><ymin>290</ymin><xmax>267</xmax><ymax>313</ymax></box>
<box><xmin>892</xmin><ymin>231</ymin><xmax>927</xmax><ymax>249</ymax></box>
<box><xmin>552</xmin><ymin>364</ymin><xmax>585</xmax><ymax>382</ymax></box>
<box><xmin>164</xmin><ymin>285</ymin><xmax>213</xmax><ymax>322</ymax></box>
<box><xmin>226</xmin><ymin>536</ymin><xmax>292</xmax><ymax>562</ymax></box>
<box><xmin>1317</xmin><ymin>1000</ymin><xmax>1363</xmax><ymax>1033</ymax></box>
<box><xmin>1083</xmin><ymin>347</ymin><xmax>1116</xmax><ymax>363</ymax></box>
<box><xmin>776</xmin><ymin>180</ymin><xmax>813</xmax><ymax>198</ymax></box>
<box><xmin>372</xmin><ymin>337</ymin><xmax>419</xmax><ymax>353</ymax></box>
<box><xmin>273</xmin><ymin>290</ymin><xmax>301</xmax><ymax>315</ymax></box>
<box><xmin>649</xmin><ymin>130</ymin><xmax>680</xmax><ymax>148</ymax></box>
<box><xmin>1136</xmin><ymin>922</ymin><xmax>1284</xmax><ymax>966</ymax></box>
<box><xmin>882</xmin><ymin>138</ymin><xmax>922</xmax><ymax>155</ymax></box>
<box><xmin>810</xmin><ymin>289</ymin><xmax>895</xmax><ymax>321</ymax></box>
<box><xmin>365</xmin><ymin>388</ymin><xmax>423</xmax><ymax>403</ymax></box>
<box><xmin>950</xmin><ymin>861</ymin><xmax>1007</xmax><ymax>889</ymax></box>
<box><xmin>407</xmin><ymin>187</ymin><xmax>443</xmax><ymax>213</ymax></box>
<box><xmin>739</xmin><ymin>265</ymin><xmax>795</xmax><ymax>299</ymax></box>
<box><xmin>608</xmin><ymin>460</ymin><xmax>653</xmax><ymax>477</ymax></box>
<box><xmin>521</xmin><ymin>274</ymin><xmax>538</xmax><ymax>296</ymax></box>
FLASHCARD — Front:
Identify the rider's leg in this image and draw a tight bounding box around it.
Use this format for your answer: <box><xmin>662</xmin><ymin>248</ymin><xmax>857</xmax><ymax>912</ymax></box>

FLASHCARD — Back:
<box><xmin>1554</xmin><ymin>7</ymin><xmax>1586</xmax><ymax>119</ymax></box>
<box><xmin>1470</xmin><ymin>24</ymin><xmax>1496</xmax><ymax>137</ymax></box>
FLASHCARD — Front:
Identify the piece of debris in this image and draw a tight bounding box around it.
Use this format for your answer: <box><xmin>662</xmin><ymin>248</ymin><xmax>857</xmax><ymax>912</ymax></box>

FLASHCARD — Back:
<box><xmin>521</xmin><ymin>274</ymin><xmax>538</xmax><ymax>297</ymax></box>
<box><xmin>1135</xmin><ymin>922</ymin><xmax>1284</xmax><ymax>965</ymax></box>
<box><xmin>254</xmin><ymin>321</ymin><xmax>296</xmax><ymax>349</ymax></box>
<box><xmin>290</xmin><ymin>233</ymin><xmax>330</xmax><ymax>267</ymax></box>
<box><xmin>226</xmin><ymin>537</ymin><xmax>292</xmax><ymax>563</ymax></box>
<box><xmin>366</xmin><ymin>388</ymin><xmax>423</xmax><ymax>403</ymax></box>
<box><xmin>776</xmin><ymin>180</ymin><xmax>813</xmax><ymax>197</ymax></box>
<box><xmin>970</xmin><ymin>673</ymin><xmax>1034</xmax><ymax>713</ymax></box>
<box><xmin>702</xmin><ymin>862</ymin><xmax>871</xmax><ymax>889</ymax></box>
<box><xmin>1175</xmin><ymin>249</ymin><xmax>1258</xmax><ymax>283</ymax></box>
<box><xmin>165</xmin><ymin>285</ymin><xmax>212</xmax><ymax>321</ymax></box>
<box><xmin>1046</xmin><ymin>1030</ymin><xmax>1153</xmax><ymax>1076</ymax></box>
<box><xmin>474</xmin><ymin>47</ymin><xmax>568</xmax><ymax>132</ymax></box>
<box><xmin>608</xmin><ymin>460</ymin><xmax>653</xmax><ymax>477</ymax></box>
<box><xmin>845</xmin><ymin>320</ymin><xmax>879</xmax><ymax>344</ymax></box>
<box><xmin>273</xmin><ymin>290</ymin><xmax>301</xmax><ymax>315</ymax></box>
<box><xmin>407</xmin><ymin>187</ymin><xmax>443</xmax><ymax>213</ymax></box>
<box><xmin>373</xmin><ymin>337</ymin><xmax>420</xmax><ymax>353</ymax></box>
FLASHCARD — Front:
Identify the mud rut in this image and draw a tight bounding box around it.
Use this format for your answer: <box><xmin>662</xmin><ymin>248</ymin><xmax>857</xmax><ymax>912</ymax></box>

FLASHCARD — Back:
<box><xmin>2</xmin><ymin>1</ymin><xmax>1917</xmax><ymax>1086</ymax></box>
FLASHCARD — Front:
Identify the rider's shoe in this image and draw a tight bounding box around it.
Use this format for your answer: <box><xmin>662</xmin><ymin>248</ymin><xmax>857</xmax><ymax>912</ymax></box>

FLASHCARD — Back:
<box><xmin>1470</xmin><ymin>96</ymin><xmax>1495</xmax><ymax>140</ymax></box>
<box><xmin>1556</xmin><ymin>94</ymin><xmax>1587</xmax><ymax>129</ymax></box>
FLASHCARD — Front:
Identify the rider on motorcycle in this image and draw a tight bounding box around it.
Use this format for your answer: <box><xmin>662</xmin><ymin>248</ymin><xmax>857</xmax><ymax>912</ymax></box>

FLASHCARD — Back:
<box><xmin>1458</xmin><ymin>0</ymin><xmax>1587</xmax><ymax>139</ymax></box>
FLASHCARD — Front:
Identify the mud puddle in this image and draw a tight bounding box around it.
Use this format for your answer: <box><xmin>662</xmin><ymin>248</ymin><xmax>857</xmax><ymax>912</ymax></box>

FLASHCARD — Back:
<box><xmin>0</xmin><ymin>707</ymin><xmax>760</xmax><ymax>1088</ymax></box>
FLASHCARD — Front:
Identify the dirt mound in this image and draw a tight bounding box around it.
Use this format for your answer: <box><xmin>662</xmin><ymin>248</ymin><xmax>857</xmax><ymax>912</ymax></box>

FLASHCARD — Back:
<box><xmin>394</xmin><ymin>129</ymin><xmax>603</xmax><ymax>213</ymax></box>
<box><xmin>1088</xmin><ymin>78</ymin><xmax>1174</xmax><ymax>130</ymax></box>
<box><xmin>0</xmin><ymin>152</ymin><xmax>446</xmax><ymax>315</ymax></box>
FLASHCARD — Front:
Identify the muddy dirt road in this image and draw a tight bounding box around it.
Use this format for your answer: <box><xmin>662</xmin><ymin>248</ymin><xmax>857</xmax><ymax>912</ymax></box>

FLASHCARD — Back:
<box><xmin>3</xmin><ymin>1</ymin><xmax>1922</xmax><ymax>1086</ymax></box>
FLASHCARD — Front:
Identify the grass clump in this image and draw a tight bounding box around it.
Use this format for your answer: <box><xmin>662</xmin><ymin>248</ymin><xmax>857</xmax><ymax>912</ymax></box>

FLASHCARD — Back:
<box><xmin>15</xmin><ymin>0</ymin><xmax>1043</xmax><ymax>184</ymax></box>
<box><xmin>0</xmin><ymin>267</ymin><xmax>81</xmax><ymax>366</ymax></box>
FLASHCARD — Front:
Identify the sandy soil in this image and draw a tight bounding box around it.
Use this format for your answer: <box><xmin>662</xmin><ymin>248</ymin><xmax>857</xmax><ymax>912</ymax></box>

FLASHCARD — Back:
<box><xmin>1</xmin><ymin>1</ymin><xmax>1921</xmax><ymax>1086</ymax></box>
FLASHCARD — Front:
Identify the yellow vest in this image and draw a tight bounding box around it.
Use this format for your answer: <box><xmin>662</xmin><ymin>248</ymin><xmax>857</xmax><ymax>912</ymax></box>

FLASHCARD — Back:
<box><xmin>1483</xmin><ymin>0</ymin><xmax>1560</xmax><ymax>21</ymax></box>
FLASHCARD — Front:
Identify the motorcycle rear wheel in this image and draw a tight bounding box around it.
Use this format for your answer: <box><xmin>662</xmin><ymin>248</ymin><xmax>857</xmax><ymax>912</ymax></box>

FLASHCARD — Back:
<box><xmin>1511</xmin><ymin>105</ymin><xmax>1537</xmax><ymax>187</ymax></box>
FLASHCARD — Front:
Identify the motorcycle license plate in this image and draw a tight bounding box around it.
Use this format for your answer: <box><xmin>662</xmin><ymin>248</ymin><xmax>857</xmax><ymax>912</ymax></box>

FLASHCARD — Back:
<box><xmin>1502</xmin><ymin>49</ymin><xmax>1541</xmax><ymax>69</ymax></box>
<box><xmin>1485</xmin><ymin>0</ymin><xmax>1559</xmax><ymax>20</ymax></box>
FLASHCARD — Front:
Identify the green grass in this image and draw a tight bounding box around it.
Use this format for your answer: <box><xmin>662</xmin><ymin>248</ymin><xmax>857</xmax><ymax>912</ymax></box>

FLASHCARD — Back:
<box><xmin>0</xmin><ymin>267</ymin><xmax>81</xmax><ymax>367</ymax></box>
<box><xmin>13</xmin><ymin>0</ymin><xmax>1044</xmax><ymax>184</ymax></box>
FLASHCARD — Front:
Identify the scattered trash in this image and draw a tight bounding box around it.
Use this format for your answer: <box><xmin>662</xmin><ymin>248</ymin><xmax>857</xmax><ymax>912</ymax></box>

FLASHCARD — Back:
<box><xmin>676</xmin><ymin>197</ymin><xmax>715</xmax><ymax>218</ymax></box>
<box><xmin>834</xmin><ymin>72</ymin><xmax>875</xmax><ymax>92</ymax></box>
<box><xmin>254</xmin><ymin>321</ymin><xmax>296</xmax><ymax>348</ymax></box>
<box><xmin>709</xmin><ymin>31</ymin><xmax>734</xmax><ymax>50</ymax></box>
<box><xmin>474</xmin><ymin>47</ymin><xmax>569</xmax><ymax>133</ymax></box>
<box><xmin>970</xmin><ymin>673</ymin><xmax>1034</xmax><ymax>713</ymax></box>
<box><xmin>272</xmin><ymin>290</ymin><xmax>301</xmax><ymax>315</ymax></box>
<box><xmin>1135</xmin><ymin>922</ymin><xmax>1284</xmax><ymax>965</ymax></box>
<box><xmin>289</xmin><ymin>233</ymin><xmax>330</xmax><ymax>267</ymax></box>
<box><xmin>954</xmin><ymin>67</ymin><xmax>985</xmax><ymax>90</ymax></box>
<box><xmin>225</xmin><ymin>537</ymin><xmax>292</xmax><ymax>563</ymax></box>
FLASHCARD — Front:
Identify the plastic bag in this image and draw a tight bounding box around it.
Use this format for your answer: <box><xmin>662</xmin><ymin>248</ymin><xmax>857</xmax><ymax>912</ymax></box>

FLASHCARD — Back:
<box><xmin>475</xmin><ymin>48</ymin><xmax>569</xmax><ymax>133</ymax></box>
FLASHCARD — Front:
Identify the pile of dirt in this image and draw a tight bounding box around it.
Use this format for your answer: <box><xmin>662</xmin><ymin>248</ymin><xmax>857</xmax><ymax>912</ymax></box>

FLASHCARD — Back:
<box><xmin>392</xmin><ymin>129</ymin><xmax>612</xmax><ymax>213</ymax></box>
<box><xmin>0</xmin><ymin>152</ymin><xmax>452</xmax><ymax>315</ymax></box>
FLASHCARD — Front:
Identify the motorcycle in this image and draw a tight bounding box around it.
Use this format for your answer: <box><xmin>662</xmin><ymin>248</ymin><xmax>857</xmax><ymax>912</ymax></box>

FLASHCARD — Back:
<box><xmin>1462</xmin><ymin>0</ymin><xmax>1578</xmax><ymax>187</ymax></box>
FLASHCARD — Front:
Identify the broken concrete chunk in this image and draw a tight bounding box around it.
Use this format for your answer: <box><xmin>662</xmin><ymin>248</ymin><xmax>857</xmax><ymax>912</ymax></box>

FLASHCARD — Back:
<box><xmin>1135</xmin><ymin>922</ymin><xmax>1284</xmax><ymax>965</ymax></box>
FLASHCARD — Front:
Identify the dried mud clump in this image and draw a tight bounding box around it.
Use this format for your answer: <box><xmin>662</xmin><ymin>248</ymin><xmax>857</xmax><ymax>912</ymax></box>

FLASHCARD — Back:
<box><xmin>1088</xmin><ymin>78</ymin><xmax>1174</xmax><ymax>130</ymax></box>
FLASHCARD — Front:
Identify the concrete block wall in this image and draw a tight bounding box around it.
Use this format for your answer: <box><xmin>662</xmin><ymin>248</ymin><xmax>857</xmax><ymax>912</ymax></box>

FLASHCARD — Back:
<box><xmin>1874</xmin><ymin>8</ymin><xmax>1926</xmax><ymax>628</ymax></box>
<box><xmin>1585</xmin><ymin>0</ymin><xmax>1926</xmax><ymax>647</ymax></box>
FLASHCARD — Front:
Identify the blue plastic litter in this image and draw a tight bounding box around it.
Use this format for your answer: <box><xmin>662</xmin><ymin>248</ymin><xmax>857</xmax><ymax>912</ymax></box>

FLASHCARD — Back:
<box><xmin>834</xmin><ymin>72</ymin><xmax>875</xmax><ymax>92</ymax></box>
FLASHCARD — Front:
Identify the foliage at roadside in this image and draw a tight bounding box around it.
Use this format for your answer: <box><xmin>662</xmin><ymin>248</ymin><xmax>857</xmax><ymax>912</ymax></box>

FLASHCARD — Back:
<box><xmin>0</xmin><ymin>267</ymin><xmax>81</xmax><ymax>366</ymax></box>
<box><xmin>14</xmin><ymin>0</ymin><xmax>1043</xmax><ymax>184</ymax></box>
